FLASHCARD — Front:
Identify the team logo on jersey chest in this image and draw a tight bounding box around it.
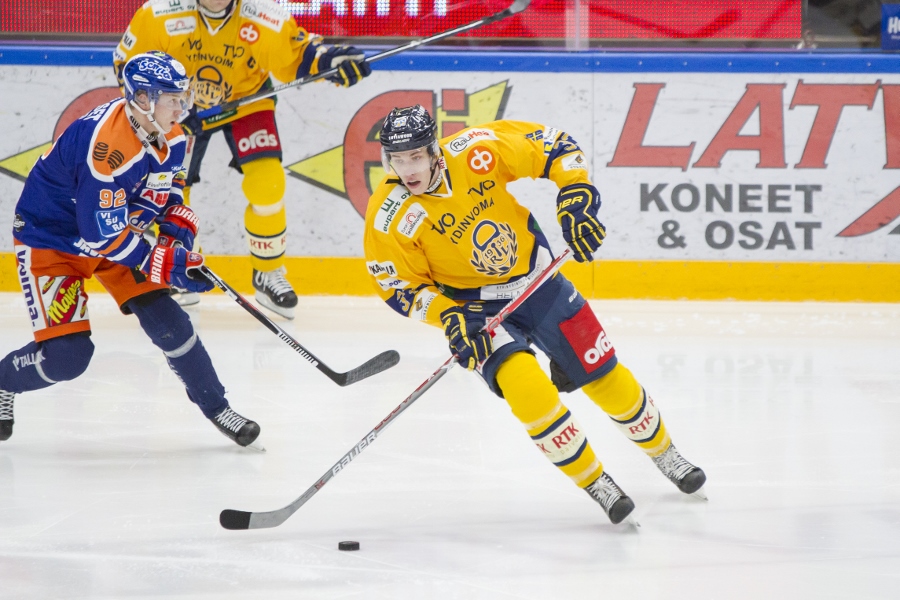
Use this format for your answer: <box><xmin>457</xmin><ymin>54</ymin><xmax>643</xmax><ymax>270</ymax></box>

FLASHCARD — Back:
<box><xmin>469</xmin><ymin>220</ymin><xmax>517</xmax><ymax>277</ymax></box>
<box><xmin>192</xmin><ymin>66</ymin><xmax>231</xmax><ymax>107</ymax></box>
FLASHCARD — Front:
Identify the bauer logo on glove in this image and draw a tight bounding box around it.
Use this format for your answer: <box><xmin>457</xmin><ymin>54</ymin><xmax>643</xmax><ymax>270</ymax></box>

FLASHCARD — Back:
<box><xmin>555</xmin><ymin>183</ymin><xmax>606</xmax><ymax>263</ymax></box>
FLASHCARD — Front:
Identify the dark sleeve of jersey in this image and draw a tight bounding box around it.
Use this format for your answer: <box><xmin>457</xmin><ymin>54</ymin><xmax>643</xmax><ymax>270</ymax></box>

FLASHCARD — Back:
<box><xmin>541</xmin><ymin>132</ymin><xmax>583</xmax><ymax>179</ymax></box>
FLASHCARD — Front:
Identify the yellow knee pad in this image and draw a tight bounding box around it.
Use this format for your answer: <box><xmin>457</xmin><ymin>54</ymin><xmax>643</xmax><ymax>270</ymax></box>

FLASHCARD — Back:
<box><xmin>241</xmin><ymin>158</ymin><xmax>287</xmax><ymax>270</ymax></box>
<box><xmin>496</xmin><ymin>352</ymin><xmax>603</xmax><ymax>487</ymax></box>
<box><xmin>241</xmin><ymin>157</ymin><xmax>286</xmax><ymax>209</ymax></box>
<box><xmin>496</xmin><ymin>352</ymin><xmax>561</xmax><ymax>425</ymax></box>
<box><xmin>583</xmin><ymin>363</ymin><xmax>671</xmax><ymax>457</ymax></box>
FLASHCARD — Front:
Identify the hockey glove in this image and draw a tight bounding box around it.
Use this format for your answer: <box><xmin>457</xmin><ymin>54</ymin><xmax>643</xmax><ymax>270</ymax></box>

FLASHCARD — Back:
<box><xmin>318</xmin><ymin>45</ymin><xmax>372</xmax><ymax>87</ymax></box>
<box><xmin>157</xmin><ymin>204</ymin><xmax>199</xmax><ymax>251</ymax></box>
<box><xmin>141</xmin><ymin>244</ymin><xmax>213</xmax><ymax>293</ymax></box>
<box><xmin>555</xmin><ymin>183</ymin><xmax>606</xmax><ymax>263</ymax></box>
<box><xmin>178</xmin><ymin>107</ymin><xmax>202</xmax><ymax>136</ymax></box>
<box><xmin>440</xmin><ymin>303</ymin><xmax>493</xmax><ymax>371</ymax></box>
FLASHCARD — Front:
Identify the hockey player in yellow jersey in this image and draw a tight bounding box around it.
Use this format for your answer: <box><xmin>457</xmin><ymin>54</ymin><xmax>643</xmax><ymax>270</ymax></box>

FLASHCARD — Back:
<box><xmin>114</xmin><ymin>0</ymin><xmax>371</xmax><ymax>317</ymax></box>
<box><xmin>364</xmin><ymin>105</ymin><xmax>707</xmax><ymax>525</ymax></box>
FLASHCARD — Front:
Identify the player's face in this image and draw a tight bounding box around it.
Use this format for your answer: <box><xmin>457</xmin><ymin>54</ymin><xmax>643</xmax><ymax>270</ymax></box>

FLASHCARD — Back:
<box><xmin>388</xmin><ymin>147</ymin><xmax>436</xmax><ymax>194</ymax></box>
<box><xmin>198</xmin><ymin>0</ymin><xmax>232</xmax><ymax>12</ymax></box>
<box><xmin>153</xmin><ymin>91</ymin><xmax>193</xmax><ymax>134</ymax></box>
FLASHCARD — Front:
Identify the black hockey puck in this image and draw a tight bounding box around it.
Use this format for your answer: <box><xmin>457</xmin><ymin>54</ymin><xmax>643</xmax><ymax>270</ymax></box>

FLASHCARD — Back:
<box><xmin>338</xmin><ymin>541</ymin><xmax>360</xmax><ymax>551</ymax></box>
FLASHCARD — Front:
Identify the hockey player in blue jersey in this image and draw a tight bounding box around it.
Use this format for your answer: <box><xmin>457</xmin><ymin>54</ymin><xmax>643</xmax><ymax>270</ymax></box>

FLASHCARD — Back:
<box><xmin>0</xmin><ymin>51</ymin><xmax>260</xmax><ymax>448</ymax></box>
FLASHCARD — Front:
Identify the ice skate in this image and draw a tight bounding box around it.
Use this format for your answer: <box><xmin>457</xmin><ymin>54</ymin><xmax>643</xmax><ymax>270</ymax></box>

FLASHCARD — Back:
<box><xmin>584</xmin><ymin>471</ymin><xmax>638</xmax><ymax>526</ymax></box>
<box><xmin>0</xmin><ymin>389</ymin><xmax>14</xmax><ymax>441</ymax></box>
<box><xmin>170</xmin><ymin>289</ymin><xmax>201</xmax><ymax>306</ymax></box>
<box><xmin>253</xmin><ymin>267</ymin><xmax>298</xmax><ymax>319</ymax></box>
<box><xmin>211</xmin><ymin>406</ymin><xmax>263</xmax><ymax>450</ymax></box>
<box><xmin>652</xmin><ymin>444</ymin><xmax>707</xmax><ymax>499</ymax></box>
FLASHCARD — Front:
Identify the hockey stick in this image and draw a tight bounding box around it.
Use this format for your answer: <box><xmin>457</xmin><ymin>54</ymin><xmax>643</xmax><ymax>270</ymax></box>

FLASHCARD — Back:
<box><xmin>219</xmin><ymin>247</ymin><xmax>572</xmax><ymax>530</ymax></box>
<box><xmin>197</xmin><ymin>0</ymin><xmax>532</xmax><ymax>121</ymax></box>
<box><xmin>198</xmin><ymin>265</ymin><xmax>399</xmax><ymax>386</ymax></box>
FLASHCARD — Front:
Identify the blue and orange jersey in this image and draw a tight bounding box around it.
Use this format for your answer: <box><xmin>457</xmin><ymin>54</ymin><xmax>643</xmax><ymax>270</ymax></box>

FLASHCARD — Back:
<box><xmin>14</xmin><ymin>98</ymin><xmax>187</xmax><ymax>268</ymax></box>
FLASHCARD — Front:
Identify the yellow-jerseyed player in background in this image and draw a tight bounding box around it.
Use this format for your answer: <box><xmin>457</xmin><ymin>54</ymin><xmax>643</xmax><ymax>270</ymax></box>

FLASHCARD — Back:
<box><xmin>114</xmin><ymin>0</ymin><xmax>371</xmax><ymax>317</ymax></box>
<box><xmin>363</xmin><ymin>105</ymin><xmax>706</xmax><ymax>524</ymax></box>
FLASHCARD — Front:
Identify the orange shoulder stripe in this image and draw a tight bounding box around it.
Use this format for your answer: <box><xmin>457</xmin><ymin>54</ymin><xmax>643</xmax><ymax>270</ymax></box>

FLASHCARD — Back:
<box><xmin>91</xmin><ymin>105</ymin><xmax>144</xmax><ymax>176</ymax></box>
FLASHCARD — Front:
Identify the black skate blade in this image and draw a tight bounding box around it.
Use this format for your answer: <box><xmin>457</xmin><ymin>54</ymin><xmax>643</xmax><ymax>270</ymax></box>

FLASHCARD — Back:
<box><xmin>220</xmin><ymin>509</ymin><xmax>252</xmax><ymax>530</ymax></box>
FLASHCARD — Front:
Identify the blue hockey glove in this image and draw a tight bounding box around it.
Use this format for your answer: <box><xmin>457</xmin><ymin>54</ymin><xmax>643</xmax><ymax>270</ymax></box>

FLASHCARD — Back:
<box><xmin>157</xmin><ymin>204</ymin><xmax>199</xmax><ymax>251</ymax></box>
<box><xmin>178</xmin><ymin>106</ymin><xmax>202</xmax><ymax>136</ymax></box>
<box><xmin>141</xmin><ymin>244</ymin><xmax>213</xmax><ymax>293</ymax></box>
<box><xmin>318</xmin><ymin>45</ymin><xmax>372</xmax><ymax>87</ymax></box>
<box><xmin>440</xmin><ymin>303</ymin><xmax>493</xmax><ymax>371</ymax></box>
<box><xmin>555</xmin><ymin>183</ymin><xmax>606</xmax><ymax>263</ymax></box>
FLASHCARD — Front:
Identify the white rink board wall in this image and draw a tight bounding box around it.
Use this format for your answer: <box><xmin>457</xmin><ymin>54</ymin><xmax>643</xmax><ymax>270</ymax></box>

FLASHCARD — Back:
<box><xmin>0</xmin><ymin>53</ymin><xmax>897</xmax><ymax>264</ymax></box>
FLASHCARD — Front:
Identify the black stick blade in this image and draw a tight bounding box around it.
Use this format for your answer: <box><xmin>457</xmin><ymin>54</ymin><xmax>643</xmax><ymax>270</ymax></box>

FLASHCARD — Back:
<box><xmin>220</xmin><ymin>509</ymin><xmax>252</xmax><ymax>530</ymax></box>
<box><xmin>336</xmin><ymin>350</ymin><xmax>400</xmax><ymax>386</ymax></box>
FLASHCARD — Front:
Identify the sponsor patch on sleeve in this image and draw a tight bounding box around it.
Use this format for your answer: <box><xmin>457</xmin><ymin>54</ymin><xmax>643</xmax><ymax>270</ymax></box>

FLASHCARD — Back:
<box><xmin>410</xmin><ymin>289</ymin><xmax>437</xmax><ymax>321</ymax></box>
<box><xmin>121</xmin><ymin>30</ymin><xmax>137</xmax><ymax>50</ymax></box>
<box><xmin>377</xmin><ymin>277</ymin><xmax>410</xmax><ymax>292</ymax></box>
<box><xmin>366</xmin><ymin>260</ymin><xmax>397</xmax><ymax>277</ymax></box>
<box><xmin>561</xmin><ymin>152</ymin><xmax>589</xmax><ymax>171</ymax></box>
<box><xmin>542</xmin><ymin>127</ymin><xmax>561</xmax><ymax>154</ymax></box>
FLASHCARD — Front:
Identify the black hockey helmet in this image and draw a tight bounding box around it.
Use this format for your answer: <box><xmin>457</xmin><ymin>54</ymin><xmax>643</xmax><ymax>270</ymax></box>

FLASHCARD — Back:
<box><xmin>380</xmin><ymin>105</ymin><xmax>440</xmax><ymax>176</ymax></box>
<box><xmin>379</xmin><ymin>105</ymin><xmax>437</xmax><ymax>153</ymax></box>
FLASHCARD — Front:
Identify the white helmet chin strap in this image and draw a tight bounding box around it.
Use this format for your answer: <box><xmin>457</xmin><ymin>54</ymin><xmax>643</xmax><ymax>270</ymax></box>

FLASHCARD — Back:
<box><xmin>124</xmin><ymin>102</ymin><xmax>161</xmax><ymax>147</ymax></box>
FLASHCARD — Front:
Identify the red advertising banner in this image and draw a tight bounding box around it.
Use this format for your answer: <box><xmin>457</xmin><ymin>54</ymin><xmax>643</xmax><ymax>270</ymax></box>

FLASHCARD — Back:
<box><xmin>2</xmin><ymin>0</ymin><xmax>800</xmax><ymax>39</ymax></box>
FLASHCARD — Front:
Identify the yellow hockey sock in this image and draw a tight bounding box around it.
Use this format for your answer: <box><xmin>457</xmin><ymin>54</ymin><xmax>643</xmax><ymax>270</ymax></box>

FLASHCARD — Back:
<box><xmin>496</xmin><ymin>352</ymin><xmax>603</xmax><ymax>488</ymax></box>
<box><xmin>582</xmin><ymin>363</ymin><xmax>672</xmax><ymax>457</ymax></box>
<box><xmin>241</xmin><ymin>158</ymin><xmax>287</xmax><ymax>272</ymax></box>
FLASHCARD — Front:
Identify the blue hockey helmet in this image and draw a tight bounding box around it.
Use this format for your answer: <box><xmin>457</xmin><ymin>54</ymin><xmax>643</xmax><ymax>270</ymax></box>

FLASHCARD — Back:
<box><xmin>122</xmin><ymin>51</ymin><xmax>193</xmax><ymax>119</ymax></box>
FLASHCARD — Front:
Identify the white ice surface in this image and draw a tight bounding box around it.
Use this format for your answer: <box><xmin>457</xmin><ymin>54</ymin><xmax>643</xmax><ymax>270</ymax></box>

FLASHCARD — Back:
<box><xmin>0</xmin><ymin>292</ymin><xmax>898</xmax><ymax>599</ymax></box>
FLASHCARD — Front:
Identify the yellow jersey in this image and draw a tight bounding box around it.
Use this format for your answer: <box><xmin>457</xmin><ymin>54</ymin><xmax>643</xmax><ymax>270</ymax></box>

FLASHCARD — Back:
<box><xmin>114</xmin><ymin>0</ymin><xmax>325</xmax><ymax>127</ymax></box>
<box><xmin>363</xmin><ymin>120</ymin><xmax>593</xmax><ymax>327</ymax></box>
